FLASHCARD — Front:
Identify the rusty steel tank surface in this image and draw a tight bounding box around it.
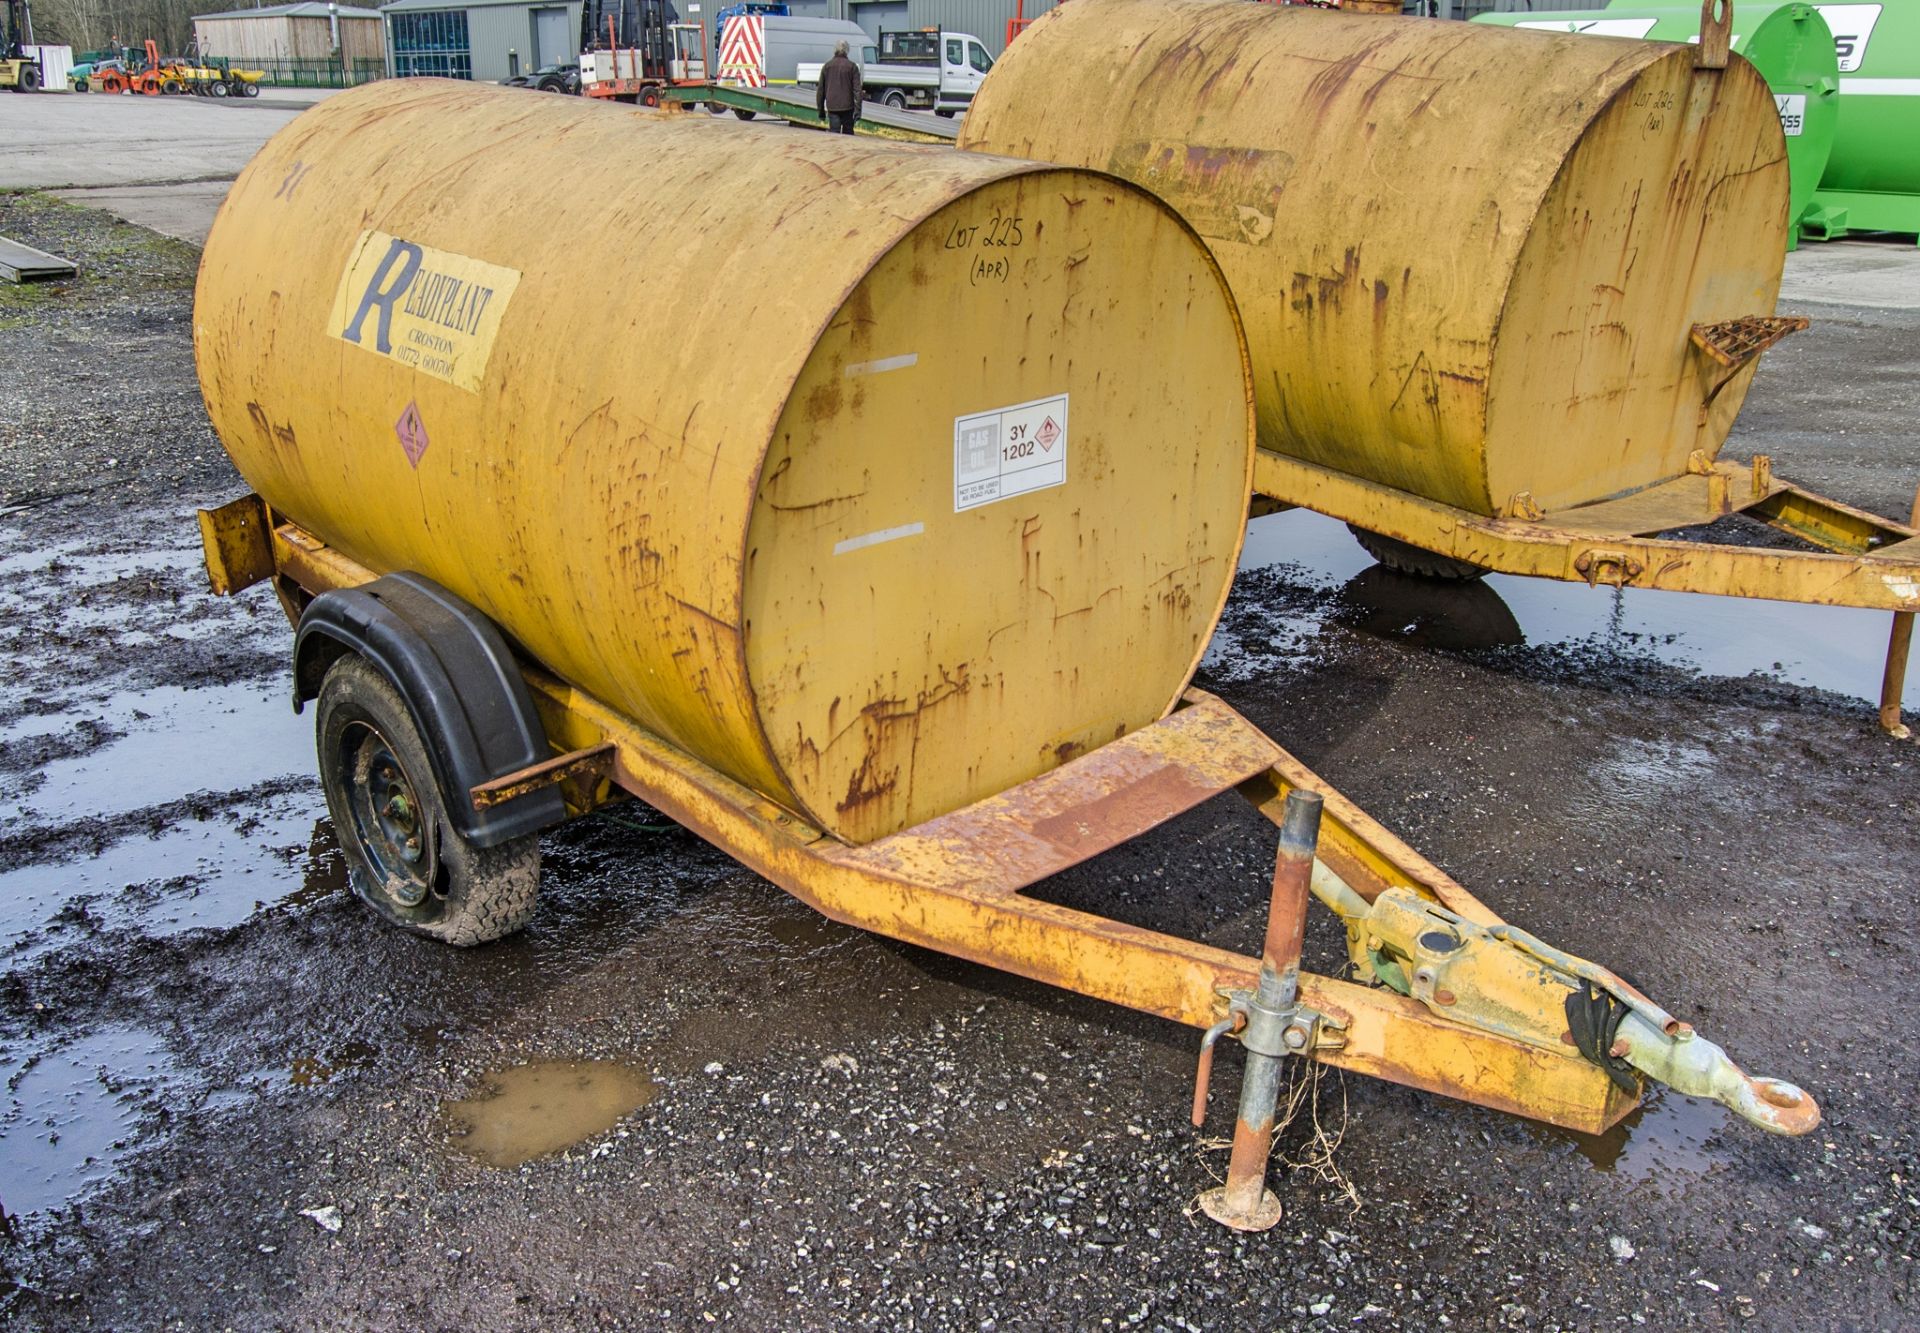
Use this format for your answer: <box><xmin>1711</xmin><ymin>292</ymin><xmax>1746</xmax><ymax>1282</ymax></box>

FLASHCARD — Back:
<box><xmin>958</xmin><ymin>0</ymin><xmax>1793</xmax><ymax>516</ymax></box>
<box><xmin>193</xmin><ymin>80</ymin><xmax>1255</xmax><ymax>844</ymax></box>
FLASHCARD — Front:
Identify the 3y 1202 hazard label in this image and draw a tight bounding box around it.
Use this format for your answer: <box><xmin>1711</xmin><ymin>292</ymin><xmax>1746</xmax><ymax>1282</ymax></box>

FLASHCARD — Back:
<box><xmin>953</xmin><ymin>394</ymin><xmax>1068</xmax><ymax>512</ymax></box>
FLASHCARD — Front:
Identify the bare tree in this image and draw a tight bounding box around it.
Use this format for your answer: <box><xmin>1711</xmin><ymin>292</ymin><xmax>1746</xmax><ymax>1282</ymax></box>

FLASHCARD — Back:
<box><xmin>31</xmin><ymin>0</ymin><xmax>276</xmax><ymax>58</ymax></box>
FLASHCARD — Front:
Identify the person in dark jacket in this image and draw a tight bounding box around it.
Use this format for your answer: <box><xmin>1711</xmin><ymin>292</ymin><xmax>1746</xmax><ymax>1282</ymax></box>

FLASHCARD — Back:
<box><xmin>816</xmin><ymin>41</ymin><xmax>862</xmax><ymax>135</ymax></box>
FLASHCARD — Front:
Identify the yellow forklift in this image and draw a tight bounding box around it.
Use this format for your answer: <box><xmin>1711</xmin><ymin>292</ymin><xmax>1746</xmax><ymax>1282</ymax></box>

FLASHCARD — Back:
<box><xmin>1</xmin><ymin>0</ymin><xmax>43</xmax><ymax>92</ymax></box>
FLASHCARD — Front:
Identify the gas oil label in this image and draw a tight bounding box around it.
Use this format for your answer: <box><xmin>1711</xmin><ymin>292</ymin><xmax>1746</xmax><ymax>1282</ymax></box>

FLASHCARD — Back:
<box><xmin>953</xmin><ymin>394</ymin><xmax>1068</xmax><ymax>512</ymax></box>
<box><xmin>328</xmin><ymin>230</ymin><xmax>521</xmax><ymax>391</ymax></box>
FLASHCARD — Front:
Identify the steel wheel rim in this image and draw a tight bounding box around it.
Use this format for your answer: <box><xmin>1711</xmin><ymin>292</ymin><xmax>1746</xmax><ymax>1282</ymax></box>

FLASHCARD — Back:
<box><xmin>343</xmin><ymin>721</ymin><xmax>435</xmax><ymax>907</ymax></box>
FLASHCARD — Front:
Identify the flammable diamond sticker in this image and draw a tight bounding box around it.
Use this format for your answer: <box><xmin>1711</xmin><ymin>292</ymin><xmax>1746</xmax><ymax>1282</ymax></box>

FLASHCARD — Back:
<box><xmin>1035</xmin><ymin>416</ymin><xmax>1061</xmax><ymax>452</ymax></box>
<box><xmin>395</xmin><ymin>400</ymin><xmax>429</xmax><ymax>468</ymax></box>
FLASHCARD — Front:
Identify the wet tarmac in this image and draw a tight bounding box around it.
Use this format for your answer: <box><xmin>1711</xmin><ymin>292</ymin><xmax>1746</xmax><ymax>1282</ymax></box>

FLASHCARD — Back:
<box><xmin>0</xmin><ymin>504</ymin><xmax>1897</xmax><ymax>1225</ymax></box>
<box><xmin>1230</xmin><ymin>510</ymin><xmax>1914</xmax><ymax>712</ymax></box>
<box><xmin>0</xmin><ymin>198</ymin><xmax>1915</xmax><ymax>1328</ymax></box>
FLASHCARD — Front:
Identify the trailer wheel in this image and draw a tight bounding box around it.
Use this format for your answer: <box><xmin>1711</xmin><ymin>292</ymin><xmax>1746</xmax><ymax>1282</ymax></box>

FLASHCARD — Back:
<box><xmin>732</xmin><ymin>107</ymin><xmax>755</xmax><ymax>120</ymax></box>
<box><xmin>316</xmin><ymin>656</ymin><xmax>540</xmax><ymax>946</ymax></box>
<box><xmin>1347</xmin><ymin>525</ymin><xmax>1489</xmax><ymax>582</ymax></box>
<box><xmin>881</xmin><ymin>88</ymin><xmax>906</xmax><ymax>110</ymax></box>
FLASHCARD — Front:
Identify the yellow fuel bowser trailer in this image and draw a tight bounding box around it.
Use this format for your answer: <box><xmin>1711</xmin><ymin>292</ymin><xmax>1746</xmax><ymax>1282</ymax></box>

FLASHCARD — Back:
<box><xmin>197</xmin><ymin>81</ymin><xmax>1816</xmax><ymax>1229</ymax></box>
<box><xmin>961</xmin><ymin>0</ymin><xmax>1920</xmax><ymax>736</ymax></box>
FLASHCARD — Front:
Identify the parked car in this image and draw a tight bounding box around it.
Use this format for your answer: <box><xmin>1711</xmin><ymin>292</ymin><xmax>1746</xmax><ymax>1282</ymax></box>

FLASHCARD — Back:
<box><xmin>500</xmin><ymin>62</ymin><xmax>579</xmax><ymax>94</ymax></box>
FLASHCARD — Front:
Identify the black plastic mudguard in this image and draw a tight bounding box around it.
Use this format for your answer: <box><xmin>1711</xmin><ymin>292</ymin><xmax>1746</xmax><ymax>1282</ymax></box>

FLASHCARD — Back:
<box><xmin>292</xmin><ymin>572</ymin><xmax>566</xmax><ymax>847</ymax></box>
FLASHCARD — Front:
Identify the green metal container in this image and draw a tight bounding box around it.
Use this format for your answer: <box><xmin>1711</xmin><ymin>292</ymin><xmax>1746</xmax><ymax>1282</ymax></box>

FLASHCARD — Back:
<box><xmin>1791</xmin><ymin>2</ymin><xmax>1920</xmax><ymax>240</ymax></box>
<box><xmin>1473</xmin><ymin>3</ymin><xmax>1838</xmax><ymax>248</ymax></box>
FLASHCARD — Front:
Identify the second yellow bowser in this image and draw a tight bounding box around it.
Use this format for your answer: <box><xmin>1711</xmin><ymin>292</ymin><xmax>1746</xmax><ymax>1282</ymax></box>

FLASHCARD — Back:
<box><xmin>959</xmin><ymin>0</ymin><xmax>1792</xmax><ymax>517</ymax></box>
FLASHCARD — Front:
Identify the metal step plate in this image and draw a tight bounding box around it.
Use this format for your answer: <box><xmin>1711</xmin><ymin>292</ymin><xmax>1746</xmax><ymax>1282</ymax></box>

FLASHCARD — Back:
<box><xmin>829</xmin><ymin>694</ymin><xmax>1281</xmax><ymax>895</ymax></box>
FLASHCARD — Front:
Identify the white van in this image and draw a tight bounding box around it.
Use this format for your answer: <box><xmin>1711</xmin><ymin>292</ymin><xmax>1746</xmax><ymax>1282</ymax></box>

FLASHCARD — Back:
<box><xmin>719</xmin><ymin>14</ymin><xmax>874</xmax><ymax>85</ymax></box>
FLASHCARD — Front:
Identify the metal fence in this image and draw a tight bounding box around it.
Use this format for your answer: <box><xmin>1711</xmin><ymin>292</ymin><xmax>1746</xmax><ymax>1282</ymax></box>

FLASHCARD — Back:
<box><xmin>226</xmin><ymin>57</ymin><xmax>387</xmax><ymax>87</ymax></box>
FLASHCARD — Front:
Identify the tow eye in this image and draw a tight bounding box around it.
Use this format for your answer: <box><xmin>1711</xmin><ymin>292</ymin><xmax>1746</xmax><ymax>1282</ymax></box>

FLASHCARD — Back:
<box><xmin>1322</xmin><ymin>882</ymin><xmax>1820</xmax><ymax>1137</ymax></box>
<box><xmin>1187</xmin><ymin>792</ymin><xmax>1817</xmax><ymax>1234</ymax></box>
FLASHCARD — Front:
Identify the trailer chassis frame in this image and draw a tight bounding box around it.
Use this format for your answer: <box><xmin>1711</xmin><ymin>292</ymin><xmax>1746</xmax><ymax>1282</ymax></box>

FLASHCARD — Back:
<box><xmin>1253</xmin><ymin>449</ymin><xmax>1920</xmax><ymax>735</ymax></box>
<box><xmin>201</xmin><ymin>498</ymin><xmax>1821</xmax><ymax>1223</ymax></box>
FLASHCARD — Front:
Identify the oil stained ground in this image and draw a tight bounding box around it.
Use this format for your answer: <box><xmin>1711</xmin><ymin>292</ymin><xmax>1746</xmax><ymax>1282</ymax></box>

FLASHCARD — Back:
<box><xmin>1532</xmin><ymin>1089</ymin><xmax>1729</xmax><ymax>1184</ymax></box>
<box><xmin>442</xmin><ymin>1061</ymin><xmax>659</xmax><ymax>1168</ymax></box>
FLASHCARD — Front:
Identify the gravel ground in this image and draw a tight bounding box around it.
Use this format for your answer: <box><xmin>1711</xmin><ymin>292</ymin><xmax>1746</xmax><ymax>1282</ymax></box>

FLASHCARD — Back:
<box><xmin>0</xmin><ymin>193</ymin><xmax>1916</xmax><ymax>1331</ymax></box>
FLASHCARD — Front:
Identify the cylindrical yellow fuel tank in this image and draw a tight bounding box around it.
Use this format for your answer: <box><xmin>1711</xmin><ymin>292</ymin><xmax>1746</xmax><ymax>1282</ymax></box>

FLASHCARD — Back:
<box><xmin>195</xmin><ymin>80</ymin><xmax>1254</xmax><ymax>844</ymax></box>
<box><xmin>959</xmin><ymin>0</ymin><xmax>1791</xmax><ymax>516</ymax></box>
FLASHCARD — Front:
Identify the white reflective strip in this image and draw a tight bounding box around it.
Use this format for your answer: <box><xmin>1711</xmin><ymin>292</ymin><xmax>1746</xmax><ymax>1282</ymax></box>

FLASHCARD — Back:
<box><xmin>1840</xmin><ymin>78</ymin><xmax>1920</xmax><ymax>95</ymax></box>
<box><xmin>845</xmin><ymin>352</ymin><xmax>919</xmax><ymax>378</ymax></box>
<box><xmin>833</xmin><ymin>522</ymin><xmax>925</xmax><ymax>555</ymax></box>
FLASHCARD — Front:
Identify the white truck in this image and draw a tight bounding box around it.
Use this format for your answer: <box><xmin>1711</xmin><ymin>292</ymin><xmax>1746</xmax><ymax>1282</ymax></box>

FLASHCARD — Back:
<box><xmin>798</xmin><ymin>25</ymin><xmax>993</xmax><ymax>116</ymax></box>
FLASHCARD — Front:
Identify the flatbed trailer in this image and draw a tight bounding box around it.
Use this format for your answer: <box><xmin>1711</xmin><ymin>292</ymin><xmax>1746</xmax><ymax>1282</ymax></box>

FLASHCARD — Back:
<box><xmin>200</xmin><ymin>496</ymin><xmax>1820</xmax><ymax>1229</ymax></box>
<box><xmin>662</xmin><ymin>81</ymin><xmax>958</xmax><ymax>142</ymax></box>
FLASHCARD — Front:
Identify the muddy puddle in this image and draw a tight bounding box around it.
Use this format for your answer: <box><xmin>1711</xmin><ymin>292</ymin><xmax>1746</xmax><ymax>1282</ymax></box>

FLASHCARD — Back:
<box><xmin>1221</xmin><ymin>510</ymin><xmax>1913</xmax><ymax>709</ymax></box>
<box><xmin>0</xmin><ymin>536</ymin><xmax>215</xmax><ymax>669</ymax></box>
<box><xmin>0</xmin><ymin>674</ymin><xmax>338</xmax><ymax>959</ymax></box>
<box><xmin>1</xmin><ymin>679</ymin><xmax>315</xmax><ymax>827</ymax></box>
<box><xmin>0</xmin><ymin>540</ymin><xmax>207</xmax><ymax>589</ymax></box>
<box><xmin>0</xmin><ymin>1025</ymin><xmax>182</xmax><ymax>1216</ymax></box>
<box><xmin>442</xmin><ymin>1061</ymin><xmax>659</xmax><ymax>1168</ymax></box>
<box><xmin>0</xmin><ymin>802</ymin><xmax>346</xmax><ymax>963</ymax></box>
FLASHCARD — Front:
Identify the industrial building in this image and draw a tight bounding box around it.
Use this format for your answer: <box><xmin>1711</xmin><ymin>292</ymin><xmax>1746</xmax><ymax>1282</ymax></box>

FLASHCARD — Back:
<box><xmin>380</xmin><ymin>0</ymin><xmax>583</xmax><ymax>80</ymax></box>
<box><xmin>192</xmin><ymin>2</ymin><xmax>386</xmax><ymax>69</ymax></box>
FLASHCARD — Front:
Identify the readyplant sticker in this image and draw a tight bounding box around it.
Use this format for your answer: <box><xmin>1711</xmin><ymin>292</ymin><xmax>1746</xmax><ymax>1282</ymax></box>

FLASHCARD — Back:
<box><xmin>328</xmin><ymin>230</ymin><xmax>521</xmax><ymax>391</ymax></box>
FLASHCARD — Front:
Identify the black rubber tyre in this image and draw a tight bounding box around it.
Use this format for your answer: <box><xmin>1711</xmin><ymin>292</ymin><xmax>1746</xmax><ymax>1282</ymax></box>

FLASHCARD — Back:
<box><xmin>1346</xmin><ymin>524</ymin><xmax>1489</xmax><ymax>581</ymax></box>
<box><xmin>18</xmin><ymin>63</ymin><xmax>41</xmax><ymax>92</ymax></box>
<box><xmin>882</xmin><ymin>88</ymin><xmax>906</xmax><ymax>109</ymax></box>
<box><xmin>316</xmin><ymin>656</ymin><xmax>540</xmax><ymax>946</ymax></box>
<box><xmin>732</xmin><ymin>107</ymin><xmax>756</xmax><ymax>120</ymax></box>
<box><xmin>209</xmin><ymin>79</ymin><xmax>229</xmax><ymax>97</ymax></box>
<box><xmin>241</xmin><ymin>80</ymin><xmax>259</xmax><ymax>97</ymax></box>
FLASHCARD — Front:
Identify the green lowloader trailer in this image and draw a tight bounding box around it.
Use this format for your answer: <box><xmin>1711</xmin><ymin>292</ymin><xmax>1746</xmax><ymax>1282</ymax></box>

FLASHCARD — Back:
<box><xmin>1475</xmin><ymin>3</ymin><xmax>1918</xmax><ymax>246</ymax></box>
